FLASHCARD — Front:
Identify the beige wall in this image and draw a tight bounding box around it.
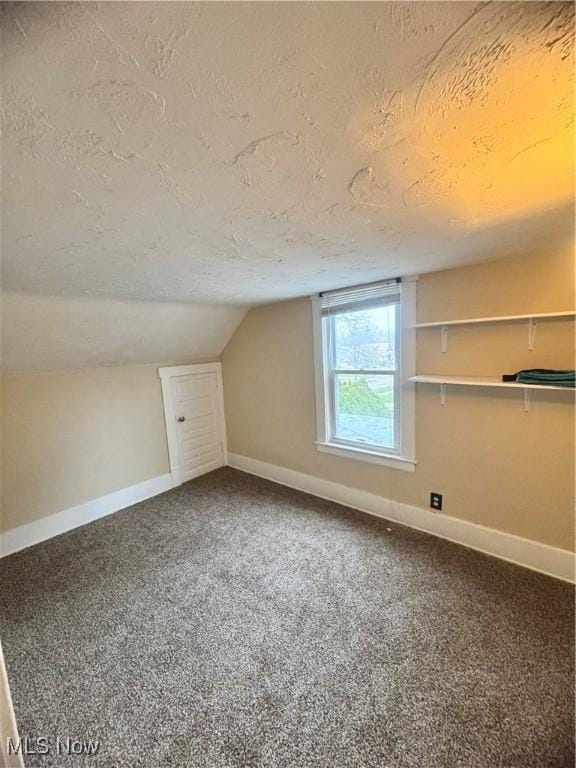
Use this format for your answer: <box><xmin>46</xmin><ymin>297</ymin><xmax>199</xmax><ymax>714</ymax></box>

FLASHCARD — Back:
<box><xmin>2</xmin><ymin>246</ymin><xmax>573</xmax><ymax>549</ymax></box>
<box><xmin>1</xmin><ymin>364</ymin><xmax>173</xmax><ymax>533</ymax></box>
<box><xmin>222</xmin><ymin>245</ymin><xmax>575</xmax><ymax>551</ymax></box>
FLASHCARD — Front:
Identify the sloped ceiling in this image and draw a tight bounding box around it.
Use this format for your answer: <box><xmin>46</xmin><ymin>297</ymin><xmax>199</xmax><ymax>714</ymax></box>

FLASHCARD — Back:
<box><xmin>1</xmin><ymin>1</ymin><xmax>574</xmax><ymax>370</ymax></box>
<box><xmin>1</xmin><ymin>292</ymin><xmax>245</xmax><ymax>373</ymax></box>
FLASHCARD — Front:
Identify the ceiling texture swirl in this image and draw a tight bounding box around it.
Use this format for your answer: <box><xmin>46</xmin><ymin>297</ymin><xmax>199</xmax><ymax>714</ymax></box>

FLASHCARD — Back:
<box><xmin>1</xmin><ymin>1</ymin><xmax>574</xmax><ymax>370</ymax></box>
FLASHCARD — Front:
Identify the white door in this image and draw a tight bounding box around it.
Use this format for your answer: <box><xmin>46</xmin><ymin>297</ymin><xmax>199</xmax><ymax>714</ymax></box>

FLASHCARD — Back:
<box><xmin>170</xmin><ymin>370</ymin><xmax>225</xmax><ymax>483</ymax></box>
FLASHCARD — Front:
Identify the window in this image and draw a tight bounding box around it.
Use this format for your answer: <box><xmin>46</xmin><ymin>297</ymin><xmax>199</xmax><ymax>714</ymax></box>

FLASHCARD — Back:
<box><xmin>312</xmin><ymin>279</ymin><xmax>416</xmax><ymax>472</ymax></box>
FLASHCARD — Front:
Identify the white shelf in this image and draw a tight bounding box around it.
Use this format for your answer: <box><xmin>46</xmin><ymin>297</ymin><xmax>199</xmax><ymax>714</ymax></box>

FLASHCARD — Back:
<box><xmin>413</xmin><ymin>311</ymin><xmax>575</xmax><ymax>329</ymax></box>
<box><xmin>410</xmin><ymin>375</ymin><xmax>572</xmax><ymax>392</ymax></box>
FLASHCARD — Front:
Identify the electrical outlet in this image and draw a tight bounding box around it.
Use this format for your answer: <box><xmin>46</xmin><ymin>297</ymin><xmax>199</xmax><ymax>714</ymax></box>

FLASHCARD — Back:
<box><xmin>430</xmin><ymin>492</ymin><xmax>443</xmax><ymax>511</ymax></box>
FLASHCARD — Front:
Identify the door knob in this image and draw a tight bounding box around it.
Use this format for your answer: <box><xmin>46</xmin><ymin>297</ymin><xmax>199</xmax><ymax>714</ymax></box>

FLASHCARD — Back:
<box><xmin>177</xmin><ymin>416</ymin><xmax>185</xmax><ymax>423</ymax></box>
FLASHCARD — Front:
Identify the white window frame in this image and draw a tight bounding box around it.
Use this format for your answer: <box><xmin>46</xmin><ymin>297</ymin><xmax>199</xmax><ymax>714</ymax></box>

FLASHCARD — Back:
<box><xmin>311</xmin><ymin>278</ymin><xmax>417</xmax><ymax>472</ymax></box>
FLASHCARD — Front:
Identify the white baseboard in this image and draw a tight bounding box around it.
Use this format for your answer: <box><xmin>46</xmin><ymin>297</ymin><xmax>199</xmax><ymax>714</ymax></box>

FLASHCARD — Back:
<box><xmin>228</xmin><ymin>453</ymin><xmax>575</xmax><ymax>584</ymax></box>
<box><xmin>0</xmin><ymin>474</ymin><xmax>174</xmax><ymax>558</ymax></box>
<box><xmin>3</xmin><ymin>457</ymin><xmax>573</xmax><ymax>584</ymax></box>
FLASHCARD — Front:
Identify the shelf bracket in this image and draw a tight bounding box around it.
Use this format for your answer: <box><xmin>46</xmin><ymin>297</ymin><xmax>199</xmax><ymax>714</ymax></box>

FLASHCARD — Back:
<box><xmin>440</xmin><ymin>382</ymin><xmax>447</xmax><ymax>406</ymax></box>
<box><xmin>528</xmin><ymin>317</ymin><xmax>537</xmax><ymax>351</ymax></box>
<box><xmin>441</xmin><ymin>325</ymin><xmax>448</xmax><ymax>354</ymax></box>
<box><xmin>523</xmin><ymin>387</ymin><xmax>531</xmax><ymax>413</ymax></box>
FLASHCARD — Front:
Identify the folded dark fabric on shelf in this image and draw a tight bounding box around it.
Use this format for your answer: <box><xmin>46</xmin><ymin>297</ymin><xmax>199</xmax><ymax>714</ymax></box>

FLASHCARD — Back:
<box><xmin>502</xmin><ymin>369</ymin><xmax>576</xmax><ymax>387</ymax></box>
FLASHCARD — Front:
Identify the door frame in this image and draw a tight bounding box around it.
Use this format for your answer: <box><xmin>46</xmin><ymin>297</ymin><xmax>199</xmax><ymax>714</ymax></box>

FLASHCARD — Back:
<box><xmin>158</xmin><ymin>363</ymin><xmax>227</xmax><ymax>487</ymax></box>
<box><xmin>1</xmin><ymin>641</ymin><xmax>24</xmax><ymax>768</ymax></box>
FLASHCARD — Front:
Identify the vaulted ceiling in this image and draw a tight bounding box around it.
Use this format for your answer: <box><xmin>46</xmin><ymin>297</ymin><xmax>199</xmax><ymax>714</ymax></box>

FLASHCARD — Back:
<box><xmin>1</xmin><ymin>2</ymin><xmax>573</xmax><ymax>371</ymax></box>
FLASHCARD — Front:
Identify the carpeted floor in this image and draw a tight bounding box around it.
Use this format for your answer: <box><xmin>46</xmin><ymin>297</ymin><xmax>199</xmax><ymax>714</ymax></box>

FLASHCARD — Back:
<box><xmin>1</xmin><ymin>467</ymin><xmax>574</xmax><ymax>768</ymax></box>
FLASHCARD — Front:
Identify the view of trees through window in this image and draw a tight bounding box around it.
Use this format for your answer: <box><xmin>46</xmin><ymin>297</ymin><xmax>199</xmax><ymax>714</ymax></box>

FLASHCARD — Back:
<box><xmin>334</xmin><ymin>305</ymin><xmax>395</xmax><ymax>370</ymax></box>
<box><xmin>331</xmin><ymin>304</ymin><xmax>397</xmax><ymax>449</ymax></box>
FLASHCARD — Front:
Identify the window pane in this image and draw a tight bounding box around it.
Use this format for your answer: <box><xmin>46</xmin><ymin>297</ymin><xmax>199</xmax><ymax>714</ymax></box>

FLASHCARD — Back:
<box><xmin>333</xmin><ymin>304</ymin><xmax>396</xmax><ymax>370</ymax></box>
<box><xmin>334</xmin><ymin>374</ymin><xmax>395</xmax><ymax>449</ymax></box>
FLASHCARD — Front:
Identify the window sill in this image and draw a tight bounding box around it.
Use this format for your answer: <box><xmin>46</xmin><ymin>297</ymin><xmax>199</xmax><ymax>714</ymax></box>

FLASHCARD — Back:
<box><xmin>315</xmin><ymin>442</ymin><xmax>417</xmax><ymax>472</ymax></box>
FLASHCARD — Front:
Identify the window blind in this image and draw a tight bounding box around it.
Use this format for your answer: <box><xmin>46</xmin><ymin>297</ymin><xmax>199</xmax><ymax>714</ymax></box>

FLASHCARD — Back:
<box><xmin>320</xmin><ymin>278</ymin><xmax>401</xmax><ymax>314</ymax></box>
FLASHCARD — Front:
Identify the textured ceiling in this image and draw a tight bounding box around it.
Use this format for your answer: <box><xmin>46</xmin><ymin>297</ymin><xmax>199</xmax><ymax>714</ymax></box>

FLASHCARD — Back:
<box><xmin>1</xmin><ymin>1</ymin><xmax>574</xmax><ymax>307</ymax></box>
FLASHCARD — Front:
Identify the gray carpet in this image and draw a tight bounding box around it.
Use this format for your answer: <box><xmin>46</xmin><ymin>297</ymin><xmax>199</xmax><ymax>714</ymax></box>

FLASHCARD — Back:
<box><xmin>1</xmin><ymin>467</ymin><xmax>574</xmax><ymax>768</ymax></box>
